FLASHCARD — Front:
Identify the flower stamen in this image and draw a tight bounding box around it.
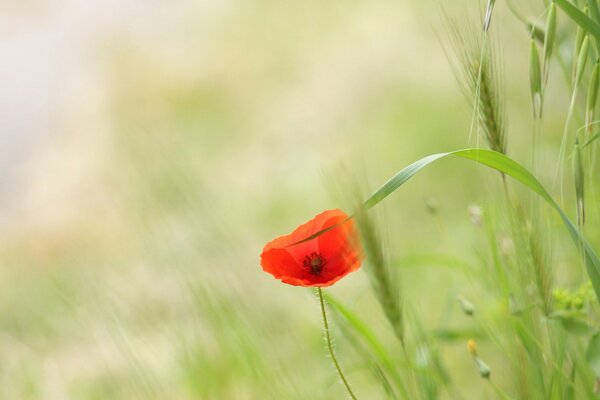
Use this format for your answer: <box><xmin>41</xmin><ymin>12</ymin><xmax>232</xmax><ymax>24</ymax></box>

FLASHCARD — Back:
<box><xmin>303</xmin><ymin>252</ymin><xmax>327</xmax><ymax>275</ymax></box>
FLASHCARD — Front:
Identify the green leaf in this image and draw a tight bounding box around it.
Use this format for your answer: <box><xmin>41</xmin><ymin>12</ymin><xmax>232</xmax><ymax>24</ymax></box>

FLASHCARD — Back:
<box><xmin>362</xmin><ymin>149</ymin><xmax>600</xmax><ymax>303</ymax></box>
<box><xmin>554</xmin><ymin>0</ymin><xmax>600</xmax><ymax>43</ymax></box>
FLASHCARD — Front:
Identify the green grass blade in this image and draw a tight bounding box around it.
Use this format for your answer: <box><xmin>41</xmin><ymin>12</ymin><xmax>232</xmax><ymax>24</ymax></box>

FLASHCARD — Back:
<box><xmin>324</xmin><ymin>293</ymin><xmax>409</xmax><ymax>398</ymax></box>
<box><xmin>324</xmin><ymin>293</ymin><xmax>392</xmax><ymax>367</ymax></box>
<box><xmin>362</xmin><ymin>154</ymin><xmax>447</xmax><ymax>210</ymax></box>
<box><xmin>362</xmin><ymin>149</ymin><xmax>600</xmax><ymax>302</ymax></box>
<box><xmin>554</xmin><ymin>0</ymin><xmax>600</xmax><ymax>43</ymax></box>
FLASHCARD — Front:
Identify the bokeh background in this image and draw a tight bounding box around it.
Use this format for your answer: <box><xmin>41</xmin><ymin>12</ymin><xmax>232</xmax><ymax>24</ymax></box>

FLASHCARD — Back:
<box><xmin>0</xmin><ymin>1</ymin><xmax>577</xmax><ymax>398</ymax></box>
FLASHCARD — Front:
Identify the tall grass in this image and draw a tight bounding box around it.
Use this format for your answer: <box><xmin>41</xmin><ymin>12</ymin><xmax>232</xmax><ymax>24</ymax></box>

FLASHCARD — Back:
<box><xmin>5</xmin><ymin>0</ymin><xmax>600</xmax><ymax>399</ymax></box>
<box><xmin>320</xmin><ymin>1</ymin><xmax>600</xmax><ymax>399</ymax></box>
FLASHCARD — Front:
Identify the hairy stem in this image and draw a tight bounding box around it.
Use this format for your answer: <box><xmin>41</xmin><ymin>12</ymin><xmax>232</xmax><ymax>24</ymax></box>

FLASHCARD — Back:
<box><xmin>317</xmin><ymin>288</ymin><xmax>358</xmax><ymax>400</ymax></box>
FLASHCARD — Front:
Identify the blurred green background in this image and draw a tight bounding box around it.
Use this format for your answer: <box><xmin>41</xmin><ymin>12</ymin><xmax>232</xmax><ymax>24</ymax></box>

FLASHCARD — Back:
<box><xmin>0</xmin><ymin>0</ymin><xmax>585</xmax><ymax>399</ymax></box>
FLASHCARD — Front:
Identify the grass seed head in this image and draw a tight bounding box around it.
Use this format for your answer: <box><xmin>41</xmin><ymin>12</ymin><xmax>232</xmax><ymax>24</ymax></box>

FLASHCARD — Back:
<box><xmin>447</xmin><ymin>19</ymin><xmax>507</xmax><ymax>154</ymax></box>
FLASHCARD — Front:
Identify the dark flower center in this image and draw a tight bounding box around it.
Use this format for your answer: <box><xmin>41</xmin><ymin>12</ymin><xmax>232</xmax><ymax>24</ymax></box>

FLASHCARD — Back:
<box><xmin>303</xmin><ymin>252</ymin><xmax>327</xmax><ymax>275</ymax></box>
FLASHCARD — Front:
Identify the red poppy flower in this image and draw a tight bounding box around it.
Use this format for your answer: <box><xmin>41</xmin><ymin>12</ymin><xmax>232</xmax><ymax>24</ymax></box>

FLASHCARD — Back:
<box><xmin>260</xmin><ymin>209</ymin><xmax>362</xmax><ymax>287</ymax></box>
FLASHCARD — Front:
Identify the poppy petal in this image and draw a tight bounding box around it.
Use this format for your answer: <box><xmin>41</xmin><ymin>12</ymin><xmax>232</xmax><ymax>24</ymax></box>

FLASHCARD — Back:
<box><xmin>260</xmin><ymin>248</ymin><xmax>309</xmax><ymax>286</ymax></box>
<box><xmin>319</xmin><ymin>219</ymin><xmax>360</xmax><ymax>257</ymax></box>
<box><xmin>284</xmin><ymin>209</ymin><xmax>348</xmax><ymax>263</ymax></box>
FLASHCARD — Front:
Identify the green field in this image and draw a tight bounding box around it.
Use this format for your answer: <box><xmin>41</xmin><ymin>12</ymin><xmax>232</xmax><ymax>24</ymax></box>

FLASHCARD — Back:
<box><xmin>2</xmin><ymin>0</ymin><xmax>600</xmax><ymax>398</ymax></box>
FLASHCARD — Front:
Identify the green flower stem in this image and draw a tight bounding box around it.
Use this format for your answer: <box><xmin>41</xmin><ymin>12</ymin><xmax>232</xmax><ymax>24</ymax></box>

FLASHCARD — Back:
<box><xmin>317</xmin><ymin>287</ymin><xmax>358</xmax><ymax>400</ymax></box>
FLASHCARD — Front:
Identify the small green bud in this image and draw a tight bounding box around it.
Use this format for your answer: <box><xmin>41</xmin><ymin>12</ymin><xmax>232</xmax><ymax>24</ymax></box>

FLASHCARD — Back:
<box><xmin>467</xmin><ymin>340</ymin><xmax>491</xmax><ymax>378</ymax></box>
<box><xmin>530</xmin><ymin>38</ymin><xmax>542</xmax><ymax>118</ymax></box>
<box><xmin>565</xmin><ymin>295</ymin><xmax>573</xmax><ymax>310</ymax></box>
<box><xmin>475</xmin><ymin>357</ymin><xmax>491</xmax><ymax>379</ymax></box>
<box><xmin>457</xmin><ymin>296</ymin><xmax>475</xmax><ymax>316</ymax></box>
<box><xmin>544</xmin><ymin>4</ymin><xmax>557</xmax><ymax>65</ymax></box>
<box><xmin>553</xmin><ymin>290</ymin><xmax>562</xmax><ymax>302</ymax></box>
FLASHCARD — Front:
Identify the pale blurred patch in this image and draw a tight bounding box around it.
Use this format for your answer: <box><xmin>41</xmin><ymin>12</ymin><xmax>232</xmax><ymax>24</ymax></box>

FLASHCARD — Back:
<box><xmin>0</xmin><ymin>0</ymin><xmax>534</xmax><ymax>398</ymax></box>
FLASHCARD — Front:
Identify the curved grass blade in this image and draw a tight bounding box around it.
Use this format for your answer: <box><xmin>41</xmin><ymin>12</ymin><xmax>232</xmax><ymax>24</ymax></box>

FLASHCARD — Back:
<box><xmin>363</xmin><ymin>148</ymin><xmax>600</xmax><ymax>302</ymax></box>
<box><xmin>554</xmin><ymin>0</ymin><xmax>600</xmax><ymax>44</ymax></box>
